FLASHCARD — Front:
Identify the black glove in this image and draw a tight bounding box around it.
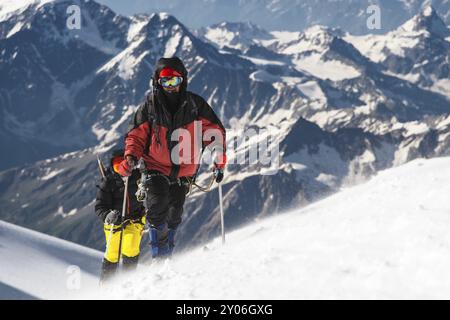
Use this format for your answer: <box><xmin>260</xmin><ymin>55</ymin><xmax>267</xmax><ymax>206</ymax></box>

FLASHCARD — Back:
<box><xmin>105</xmin><ymin>210</ymin><xmax>121</xmax><ymax>225</ymax></box>
<box><xmin>213</xmin><ymin>167</ymin><xmax>224</xmax><ymax>183</ymax></box>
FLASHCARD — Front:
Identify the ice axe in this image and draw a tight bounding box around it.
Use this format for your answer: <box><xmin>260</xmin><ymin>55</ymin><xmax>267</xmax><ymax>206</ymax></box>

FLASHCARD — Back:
<box><xmin>96</xmin><ymin>155</ymin><xmax>107</xmax><ymax>180</ymax></box>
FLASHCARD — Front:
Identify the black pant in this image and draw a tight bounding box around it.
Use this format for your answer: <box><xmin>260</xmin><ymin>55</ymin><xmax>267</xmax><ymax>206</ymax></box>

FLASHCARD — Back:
<box><xmin>144</xmin><ymin>174</ymin><xmax>188</xmax><ymax>229</ymax></box>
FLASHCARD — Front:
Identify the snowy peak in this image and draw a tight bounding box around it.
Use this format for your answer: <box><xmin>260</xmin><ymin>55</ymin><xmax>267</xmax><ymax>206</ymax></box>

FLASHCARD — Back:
<box><xmin>303</xmin><ymin>25</ymin><xmax>344</xmax><ymax>43</ymax></box>
<box><xmin>400</xmin><ymin>5</ymin><xmax>449</xmax><ymax>38</ymax></box>
<box><xmin>147</xmin><ymin>11</ymin><xmax>184</xmax><ymax>28</ymax></box>
<box><xmin>343</xmin><ymin>6</ymin><xmax>449</xmax><ymax>95</ymax></box>
<box><xmin>218</xmin><ymin>21</ymin><xmax>270</xmax><ymax>34</ymax></box>
<box><xmin>0</xmin><ymin>0</ymin><xmax>54</xmax><ymax>22</ymax></box>
<box><xmin>124</xmin><ymin>12</ymin><xmax>190</xmax><ymax>46</ymax></box>
<box><xmin>98</xmin><ymin>12</ymin><xmax>207</xmax><ymax>81</ymax></box>
<box><xmin>278</xmin><ymin>25</ymin><xmax>345</xmax><ymax>55</ymax></box>
<box><xmin>211</xmin><ymin>21</ymin><xmax>273</xmax><ymax>40</ymax></box>
<box><xmin>273</xmin><ymin>25</ymin><xmax>369</xmax><ymax>81</ymax></box>
<box><xmin>138</xmin><ymin>12</ymin><xmax>202</xmax><ymax>56</ymax></box>
<box><xmin>1</xmin><ymin>0</ymin><xmax>129</xmax><ymax>52</ymax></box>
<box><xmin>127</xmin><ymin>14</ymin><xmax>150</xmax><ymax>43</ymax></box>
<box><xmin>198</xmin><ymin>21</ymin><xmax>273</xmax><ymax>51</ymax></box>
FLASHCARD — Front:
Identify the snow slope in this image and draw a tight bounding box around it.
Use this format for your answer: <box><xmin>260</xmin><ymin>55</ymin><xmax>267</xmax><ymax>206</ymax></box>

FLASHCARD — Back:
<box><xmin>2</xmin><ymin>157</ymin><xmax>450</xmax><ymax>299</ymax></box>
<box><xmin>0</xmin><ymin>220</ymin><xmax>102</xmax><ymax>299</ymax></box>
<box><xmin>100</xmin><ymin>157</ymin><xmax>450</xmax><ymax>299</ymax></box>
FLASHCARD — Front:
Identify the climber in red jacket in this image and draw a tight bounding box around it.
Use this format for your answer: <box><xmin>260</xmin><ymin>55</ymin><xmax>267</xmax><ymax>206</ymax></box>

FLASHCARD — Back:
<box><xmin>118</xmin><ymin>56</ymin><xmax>226</xmax><ymax>257</ymax></box>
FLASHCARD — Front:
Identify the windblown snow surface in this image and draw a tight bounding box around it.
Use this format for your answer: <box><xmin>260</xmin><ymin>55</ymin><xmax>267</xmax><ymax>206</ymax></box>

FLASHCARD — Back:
<box><xmin>98</xmin><ymin>157</ymin><xmax>450</xmax><ymax>300</ymax></box>
<box><xmin>2</xmin><ymin>157</ymin><xmax>450</xmax><ymax>299</ymax></box>
<box><xmin>0</xmin><ymin>221</ymin><xmax>102</xmax><ymax>300</ymax></box>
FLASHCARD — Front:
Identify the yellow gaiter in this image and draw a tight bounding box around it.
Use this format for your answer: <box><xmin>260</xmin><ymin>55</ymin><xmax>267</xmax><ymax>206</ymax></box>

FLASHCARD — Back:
<box><xmin>104</xmin><ymin>216</ymin><xmax>146</xmax><ymax>263</ymax></box>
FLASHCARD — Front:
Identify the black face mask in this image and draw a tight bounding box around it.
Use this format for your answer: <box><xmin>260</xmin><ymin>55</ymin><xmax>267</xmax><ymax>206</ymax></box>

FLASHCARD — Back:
<box><xmin>164</xmin><ymin>88</ymin><xmax>179</xmax><ymax>100</ymax></box>
<box><xmin>161</xmin><ymin>89</ymin><xmax>180</xmax><ymax>115</ymax></box>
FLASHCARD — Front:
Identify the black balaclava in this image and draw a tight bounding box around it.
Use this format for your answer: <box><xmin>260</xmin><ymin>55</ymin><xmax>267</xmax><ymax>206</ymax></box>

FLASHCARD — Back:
<box><xmin>153</xmin><ymin>57</ymin><xmax>188</xmax><ymax>117</ymax></box>
<box><xmin>162</xmin><ymin>88</ymin><xmax>180</xmax><ymax>116</ymax></box>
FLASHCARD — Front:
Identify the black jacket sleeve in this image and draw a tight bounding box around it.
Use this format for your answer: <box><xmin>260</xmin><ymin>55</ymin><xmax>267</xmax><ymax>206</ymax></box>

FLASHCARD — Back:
<box><xmin>95</xmin><ymin>178</ymin><xmax>113</xmax><ymax>222</ymax></box>
<box><xmin>197</xmin><ymin>95</ymin><xmax>226</xmax><ymax>132</ymax></box>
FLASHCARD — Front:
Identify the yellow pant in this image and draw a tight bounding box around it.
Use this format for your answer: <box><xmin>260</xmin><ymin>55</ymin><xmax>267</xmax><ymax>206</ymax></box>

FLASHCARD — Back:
<box><xmin>104</xmin><ymin>217</ymin><xmax>145</xmax><ymax>263</ymax></box>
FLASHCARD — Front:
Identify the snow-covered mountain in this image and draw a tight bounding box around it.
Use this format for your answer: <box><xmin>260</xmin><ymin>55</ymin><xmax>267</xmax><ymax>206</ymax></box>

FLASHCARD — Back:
<box><xmin>0</xmin><ymin>0</ymin><xmax>449</xmax><ymax>253</ymax></box>
<box><xmin>98</xmin><ymin>0</ymin><xmax>450</xmax><ymax>35</ymax></box>
<box><xmin>201</xmin><ymin>9</ymin><xmax>450</xmax><ymax>149</ymax></box>
<box><xmin>0</xmin><ymin>0</ymin><xmax>255</xmax><ymax>171</ymax></box>
<box><xmin>0</xmin><ymin>219</ymin><xmax>101</xmax><ymax>300</ymax></box>
<box><xmin>196</xmin><ymin>21</ymin><xmax>274</xmax><ymax>52</ymax></box>
<box><xmin>102</xmin><ymin>157</ymin><xmax>450</xmax><ymax>299</ymax></box>
<box><xmin>346</xmin><ymin>6</ymin><xmax>450</xmax><ymax>99</ymax></box>
<box><xmin>0</xmin><ymin>0</ymin><xmax>129</xmax><ymax>170</ymax></box>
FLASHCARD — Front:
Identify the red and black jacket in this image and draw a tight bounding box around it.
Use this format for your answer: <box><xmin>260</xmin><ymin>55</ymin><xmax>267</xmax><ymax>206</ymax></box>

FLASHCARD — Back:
<box><xmin>124</xmin><ymin>58</ymin><xmax>226</xmax><ymax>179</ymax></box>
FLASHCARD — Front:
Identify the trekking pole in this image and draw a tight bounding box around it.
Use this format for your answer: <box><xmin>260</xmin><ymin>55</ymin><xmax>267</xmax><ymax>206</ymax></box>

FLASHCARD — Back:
<box><xmin>218</xmin><ymin>182</ymin><xmax>225</xmax><ymax>245</ymax></box>
<box><xmin>117</xmin><ymin>176</ymin><xmax>129</xmax><ymax>263</ymax></box>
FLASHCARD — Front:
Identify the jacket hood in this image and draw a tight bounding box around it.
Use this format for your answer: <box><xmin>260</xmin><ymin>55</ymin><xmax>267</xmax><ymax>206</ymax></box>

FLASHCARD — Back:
<box><xmin>152</xmin><ymin>57</ymin><xmax>188</xmax><ymax>92</ymax></box>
